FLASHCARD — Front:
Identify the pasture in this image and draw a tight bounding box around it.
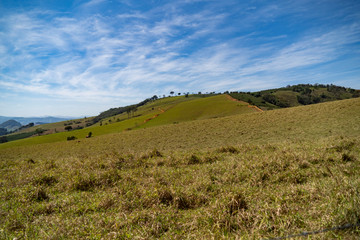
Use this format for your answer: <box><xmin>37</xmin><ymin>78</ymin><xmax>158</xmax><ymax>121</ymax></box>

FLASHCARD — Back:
<box><xmin>0</xmin><ymin>98</ymin><xmax>359</xmax><ymax>239</ymax></box>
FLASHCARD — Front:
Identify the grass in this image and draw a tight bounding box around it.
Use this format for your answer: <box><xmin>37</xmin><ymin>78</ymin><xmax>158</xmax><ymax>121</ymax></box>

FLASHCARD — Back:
<box><xmin>273</xmin><ymin>90</ymin><xmax>300</xmax><ymax>107</ymax></box>
<box><xmin>139</xmin><ymin>94</ymin><xmax>257</xmax><ymax>128</ymax></box>
<box><xmin>0</xmin><ymin>94</ymin><xmax>256</xmax><ymax>148</ymax></box>
<box><xmin>91</xmin><ymin>95</ymin><xmax>206</xmax><ymax>127</ymax></box>
<box><xmin>0</xmin><ymin>98</ymin><xmax>360</xmax><ymax>239</ymax></box>
<box><xmin>8</xmin><ymin>117</ymin><xmax>93</xmax><ymax>136</ymax></box>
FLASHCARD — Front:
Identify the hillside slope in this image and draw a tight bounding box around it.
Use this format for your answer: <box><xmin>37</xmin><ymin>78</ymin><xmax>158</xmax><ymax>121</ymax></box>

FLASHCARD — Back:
<box><xmin>0</xmin><ymin>97</ymin><xmax>359</xmax><ymax>239</ymax></box>
<box><xmin>139</xmin><ymin>94</ymin><xmax>258</xmax><ymax>128</ymax></box>
<box><xmin>229</xmin><ymin>84</ymin><xmax>359</xmax><ymax>110</ymax></box>
<box><xmin>1</xmin><ymin>97</ymin><xmax>359</xmax><ymax>152</ymax></box>
<box><xmin>0</xmin><ymin>94</ymin><xmax>258</xmax><ymax>148</ymax></box>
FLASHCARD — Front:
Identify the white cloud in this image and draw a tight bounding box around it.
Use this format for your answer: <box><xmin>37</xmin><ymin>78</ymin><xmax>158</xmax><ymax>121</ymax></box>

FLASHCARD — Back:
<box><xmin>0</xmin><ymin>0</ymin><xmax>359</xmax><ymax>116</ymax></box>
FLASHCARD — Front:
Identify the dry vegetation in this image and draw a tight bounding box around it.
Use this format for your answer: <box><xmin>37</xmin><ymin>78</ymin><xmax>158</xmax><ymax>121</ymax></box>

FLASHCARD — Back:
<box><xmin>0</xmin><ymin>98</ymin><xmax>360</xmax><ymax>239</ymax></box>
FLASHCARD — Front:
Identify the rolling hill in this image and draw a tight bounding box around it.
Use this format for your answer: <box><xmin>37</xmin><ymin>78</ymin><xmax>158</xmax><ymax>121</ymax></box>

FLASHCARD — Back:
<box><xmin>0</xmin><ymin>88</ymin><xmax>359</xmax><ymax>239</ymax></box>
<box><xmin>1</xmin><ymin>84</ymin><xmax>358</xmax><ymax>145</ymax></box>
<box><xmin>0</xmin><ymin>94</ymin><xmax>259</xmax><ymax>148</ymax></box>
<box><xmin>0</xmin><ymin>116</ymin><xmax>72</xmax><ymax>126</ymax></box>
<box><xmin>229</xmin><ymin>84</ymin><xmax>359</xmax><ymax>110</ymax></box>
<box><xmin>0</xmin><ymin>119</ymin><xmax>22</xmax><ymax>132</ymax></box>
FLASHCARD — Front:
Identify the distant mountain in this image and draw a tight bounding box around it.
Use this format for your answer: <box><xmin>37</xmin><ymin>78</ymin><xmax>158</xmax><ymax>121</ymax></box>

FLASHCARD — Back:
<box><xmin>0</xmin><ymin>116</ymin><xmax>73</xmax><ymax>126</ymax></box>
<box><xmin>0</xmin><ymin>119</ymin><xmax>22</xmax><ymax>132</ymax></box>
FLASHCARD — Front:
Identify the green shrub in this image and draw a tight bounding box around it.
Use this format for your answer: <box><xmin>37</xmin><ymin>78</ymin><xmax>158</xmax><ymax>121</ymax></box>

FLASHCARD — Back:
<box><xmin>67</xmin><ymin>136</ymin><xmax>77</xmax><ymax>141</ymax></box>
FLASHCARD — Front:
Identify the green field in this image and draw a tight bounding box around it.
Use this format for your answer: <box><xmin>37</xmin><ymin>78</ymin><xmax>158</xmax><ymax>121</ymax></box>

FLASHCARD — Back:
<box><xmin>0</xmin><ymin>94</ymin><xmax>257</xmax><ymax>149</ymax></box>
<box><xmin>0</xmin><ymin>97</ymin><xmax>359</xmax><ymax>239</ymax></box>
<box><xmin>138</xmin><ymin>94</ymin><xmax>257</xmax><ymax>128</ymax></box>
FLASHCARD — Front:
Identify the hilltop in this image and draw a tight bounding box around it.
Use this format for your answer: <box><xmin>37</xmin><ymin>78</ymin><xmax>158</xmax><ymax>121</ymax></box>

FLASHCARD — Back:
<box><xmin>0</xmin><ymin>119</ymin><xmax>22</xmax><ymax>132</ymax></box>
<box><xmin>229</xmin><ymin>84</ymin><xmax>359</xmax><ymax>110</ymax></box>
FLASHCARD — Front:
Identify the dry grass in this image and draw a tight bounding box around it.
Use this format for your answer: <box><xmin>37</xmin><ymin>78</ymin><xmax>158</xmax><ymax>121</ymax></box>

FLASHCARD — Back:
<box><xmin>0</xmin><ymin>98</ymin><xmax>360</xmax><ymax>239</ymax></box>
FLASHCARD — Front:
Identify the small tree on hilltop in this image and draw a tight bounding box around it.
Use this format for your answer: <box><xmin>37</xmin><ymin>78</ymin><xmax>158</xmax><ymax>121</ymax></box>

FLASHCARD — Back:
<box><xmin>65</xmin><ymin>126</ymin><xmax>72</xmax><ymax>131</ymax></box>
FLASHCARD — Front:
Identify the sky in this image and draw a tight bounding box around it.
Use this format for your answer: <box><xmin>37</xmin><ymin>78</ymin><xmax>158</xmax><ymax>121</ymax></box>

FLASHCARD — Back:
<box><xmin>0</xmin><ymin>0</ymin><xmax>359</xmax><ymax>117</ymax></box>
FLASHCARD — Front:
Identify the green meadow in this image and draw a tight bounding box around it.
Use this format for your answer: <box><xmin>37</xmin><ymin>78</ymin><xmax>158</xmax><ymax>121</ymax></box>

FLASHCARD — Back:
<box><xmin>0</xmin><ymin>95</ymin><xmax>256</xmax><ymax>149</ymax></box>
<box><xmin>0</xmin><ymin>97</ymin><xmax>359</xmax><ymax>239</ymax></box>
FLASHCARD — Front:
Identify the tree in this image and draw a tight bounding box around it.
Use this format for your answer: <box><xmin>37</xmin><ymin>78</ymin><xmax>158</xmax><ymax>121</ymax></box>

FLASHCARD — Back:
<box><xmin>65</xmin><ymin>126</ymin><xmax>72</xmax><ymax>131</ymax></box>
<box><xmin>126</xmin><ymin>106</ymin><xmax>137</xmax><ymax>118</ymax></box>
<box><xmin>36</xmin><ymin>128</ymin><xmax>45</xmax><ymax>135</ymax></box>
<box><xmin>67</xmin><ymin>136</ymin><xmax>77</xmax><ymax>141</ymax></box>
<box><xmin>0</xmin><ymin>136</ymin><xmax>7</xmax><ymax>143</ymax></box>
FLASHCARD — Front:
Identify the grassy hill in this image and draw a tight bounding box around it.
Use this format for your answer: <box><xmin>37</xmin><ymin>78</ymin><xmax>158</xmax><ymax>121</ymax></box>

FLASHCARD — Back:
<box><xmin>2</xmin><ymin>84</ymin><xmax>358</xmax><ymax>144</ymax></box>
<box><xmin>138</xmin><ymin>94</ymin><xmax>257</xmax><ymax>128</ymax></box>
<box><xmin>229</xmin><ymin>83</ymin><xmax>360</xmax><ymax>110</ymax></box>
<box><xmin>0</xmin><ymin>94</ymin><xmax>257</xmax><ymax>148</ymax></box>
<box><xmin>0</xmin><ymin>97</ymin><xmax>359</xmax><ymax>239</ymax></box>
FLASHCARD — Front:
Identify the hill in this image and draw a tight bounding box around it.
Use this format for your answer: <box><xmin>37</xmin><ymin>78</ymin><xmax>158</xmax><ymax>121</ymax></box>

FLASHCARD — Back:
<box><xmin>0</xmin><ymin>119</ymin><xmax>22</xmax><ymax>132</ymax></box>
<box><xmin>139</xmin><ymin>94</ymin><xmax>258</xmax><ymax>128</ymax></box>
<box><xmin>0</xmin><ymin>97</ymin><xmax>359</xmax><ymax>239</ymax></box>
<box><xmin>229</xmin><ymin>84</ymin><xmax>360</xmax><ymax>110</ymax></box>
<box><xmin>0</xmin><ymin>116</ymin><xmax>73</xmax><ymax>126</ymax></box>
<box><xmin>1</xmin><ymin>84</ymin><xmax>358</xmax><ymax>145</ymax></box>
<box><xmin>0</xmin><ymin>94</ymin><xmax>258</xmax><ymax>147</ymax></box>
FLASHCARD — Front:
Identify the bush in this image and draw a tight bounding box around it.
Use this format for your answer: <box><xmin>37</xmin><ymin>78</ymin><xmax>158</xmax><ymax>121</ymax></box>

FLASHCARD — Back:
<box><xmin>67</xmin><ymin>136</ymin><xmax>77</xmax><ymax>141</ymax></box>
<box><xmin>65</xmin><ymin>126</ymin><xmax>73</xmax><ymax>131</ymax></box>
<box><xmin>0</xmin><ymin>136</ymin><xmax>8</xmax><ymax>143</ymax></box>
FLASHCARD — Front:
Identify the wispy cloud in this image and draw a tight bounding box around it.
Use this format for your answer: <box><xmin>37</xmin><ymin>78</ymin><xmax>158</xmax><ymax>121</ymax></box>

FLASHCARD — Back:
<box><xmin>0</xmin><ymin>0</ymin><xmax>359</xmax><ymax>116</ymax></box>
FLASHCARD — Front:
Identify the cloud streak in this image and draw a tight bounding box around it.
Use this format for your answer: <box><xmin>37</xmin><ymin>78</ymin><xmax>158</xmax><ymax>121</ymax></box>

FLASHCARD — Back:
<box><xmin>0</xmin><ymin>0</ymin><xmax>359</xmax><ymax>116</ymax></box>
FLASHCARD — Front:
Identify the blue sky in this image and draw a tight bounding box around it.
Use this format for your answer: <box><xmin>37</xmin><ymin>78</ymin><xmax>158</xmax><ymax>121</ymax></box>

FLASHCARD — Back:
<box><xmin>0</xmin><ymin>0</ymin><xmax>359</xmax><ymax>117</ymax></box>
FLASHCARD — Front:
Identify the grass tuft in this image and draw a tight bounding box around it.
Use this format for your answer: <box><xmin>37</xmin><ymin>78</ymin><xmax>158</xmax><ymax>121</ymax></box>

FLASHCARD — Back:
<box><xmin>29</xmin><ymin>188</ymin><xmax>49</xmax><ymax>202</ymax></box>
<box><xmin>228</xmin><ymin>193</ymin><xmax>248</xmax><ymax>215</ymax></box>
<box><xmin>34</xmin><ymin>175</ymin><xmax>58</xmax><ymax>186</ymax></box>
<box><xmin>140</xmin><ymin>149</ymin><xmax>163</xmax><ymax>159</ymax></box>
<box><xmin>187</xmin><ymin>154</ymin><xmax>201</xmax><ymax>164</ymax></box>
<box><xmin>72</xmin><ymin>175</ymin><xmax>97</xmax><ymax>191</ymax></box>
<box><xmin>342</xmin><ymin>153</ymin><xmax>356</xmax><ymax>162</ymax></box>
<box><xmin>217</xmin><ymin>146</ymin><xmax>239</xmax><ymax>154</ymax></box>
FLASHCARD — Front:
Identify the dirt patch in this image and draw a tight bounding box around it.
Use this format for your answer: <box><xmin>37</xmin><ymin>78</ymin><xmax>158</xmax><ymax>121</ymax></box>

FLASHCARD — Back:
<box><xmin>144</xmin><ymin>108</ymin><xmax>165</xmax><ymax>123</ymax></box>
